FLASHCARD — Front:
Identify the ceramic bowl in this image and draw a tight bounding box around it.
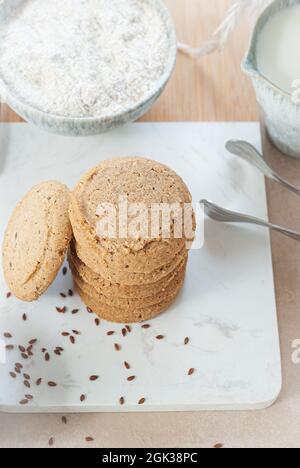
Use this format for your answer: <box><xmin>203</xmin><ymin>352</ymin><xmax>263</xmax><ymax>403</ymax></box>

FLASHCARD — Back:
<box><xmin>243</xmin><ymin>0</ymin><xmax>300</xmax><ymax>158</ymax></box>
<box><xmin>0</xmin><ymin>0</ymin><xmax>177</xmax><ymax>137</ymax></box>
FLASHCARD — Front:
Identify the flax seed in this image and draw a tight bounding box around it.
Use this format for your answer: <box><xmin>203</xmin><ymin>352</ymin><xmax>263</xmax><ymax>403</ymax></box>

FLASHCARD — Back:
<box><xmin>48</xmin><ymin>381</ymin><xmax>57</xmax><ymax>387</ymax></box>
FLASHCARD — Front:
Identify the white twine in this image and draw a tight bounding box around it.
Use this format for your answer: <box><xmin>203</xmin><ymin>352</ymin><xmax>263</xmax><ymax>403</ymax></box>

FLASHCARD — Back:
<box><xmin>177</xmin><ymin>0</ymin><xmax>271</xmax><ymax>59</ymax></box>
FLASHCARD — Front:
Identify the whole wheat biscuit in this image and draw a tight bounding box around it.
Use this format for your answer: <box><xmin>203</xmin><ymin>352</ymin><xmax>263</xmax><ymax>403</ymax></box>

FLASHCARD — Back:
<box><xmin>72</xmin><ymin>257</ymin><xmax>186</xmax><ymax>309</ymax></box>
<box><xmin>2</xmin><ymin>181</ymin><xmax>72</xmax><ymax>301</ymax></box>
<box><xmin>77</xmin><ymin>284</ymin><xmax>183</xmax><ymax>323</ymax></box>
<box><xmin>70</xmin><ymin>158</ymin><xmax>194</xmax><ymax>271</ymax></box>
<box><xmin>68</xmin><ymin>241</ymin><xmax>187</xmax><ymax>299</ymax></box>
<box><xmin>69</xmin><ymin>194</ymin><xmax>187</xmax><ymax>273</ymax></box>
<box><xmin>74</xmin><ymin>238</ymin><xmax>188</xmax><ymax>285</ymax></box>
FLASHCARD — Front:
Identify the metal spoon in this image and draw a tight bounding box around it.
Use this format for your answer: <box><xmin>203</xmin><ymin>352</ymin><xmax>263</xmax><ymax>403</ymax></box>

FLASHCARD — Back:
<box><xmin>226</xmin><ymin>140</ymin><xmax>300</xmax><ymax>197</ymax></box>
<box><xmin>201</xmin><ymin>199</ymin><xmax>300</xmax><ymax>242</ymax></box>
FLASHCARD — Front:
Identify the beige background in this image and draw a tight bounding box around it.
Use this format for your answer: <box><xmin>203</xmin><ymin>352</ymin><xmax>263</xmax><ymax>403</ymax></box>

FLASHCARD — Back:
<box><xmin>1</xmin><ymin>0</ymin><xmax>300</xmax><ymax>448</ymax></box>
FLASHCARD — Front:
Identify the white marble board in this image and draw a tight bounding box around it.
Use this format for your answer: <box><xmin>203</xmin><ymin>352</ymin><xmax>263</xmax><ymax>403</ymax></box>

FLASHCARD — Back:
<box><xmin>0</xmin><ymin>122</ymin><xmax>282</xmax><ymax>412</ymax></box>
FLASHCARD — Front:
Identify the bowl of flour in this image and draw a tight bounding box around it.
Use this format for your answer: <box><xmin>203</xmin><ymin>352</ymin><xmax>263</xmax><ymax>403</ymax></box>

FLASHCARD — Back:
<box><xmin>0</xmin><ymin>0</ymin><xmax>176</xmax><ymax>136</ymax></box>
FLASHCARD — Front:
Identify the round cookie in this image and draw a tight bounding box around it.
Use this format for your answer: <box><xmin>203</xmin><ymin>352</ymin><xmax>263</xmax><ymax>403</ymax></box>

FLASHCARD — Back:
<box><xmin>68</xmin><ymin>241</ymin><xmax>188</xmax><ymax>299</ymax></box>
<box><xmin>72</xmin><ymin>257</ymin><xmax>186</xmax><ymax>310</ymax></box>
<box><xmin>2</xmin><ymin>181</ymin><xmax>72</xmax><ymax>301</ymax></box>
<box><xmin>74</xmin><ymin>237</ymin><xmax>188</xmax><ymax>285</ymax></box>
<box><xmin>69</xmin><ymin>193</ymin><xmax>187</xmax><ymax>273</ymax></box>
<box><xmin>76</xmin><ymin>284</ymin><xmax>183</xmax><ymax>323</ymax></box>
<box><xmin>70</xmin><ymin>158</ymin><xmax>195</xmax><ymax>272</ymax></box>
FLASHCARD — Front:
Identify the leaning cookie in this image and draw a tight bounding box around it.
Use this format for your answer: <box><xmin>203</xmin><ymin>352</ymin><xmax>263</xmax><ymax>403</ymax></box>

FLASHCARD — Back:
<box><xmin>2</xmin><ymin>181</ymin><xmax>72</xmax><ymax>301</ymax></box>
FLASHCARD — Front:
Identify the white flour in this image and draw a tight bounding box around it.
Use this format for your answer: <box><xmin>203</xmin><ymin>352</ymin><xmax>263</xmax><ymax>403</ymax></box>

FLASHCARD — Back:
<box><xmin>0</xmin><ymin>0</ymin><xmax>170</xmax><ymax>118</ymax></box>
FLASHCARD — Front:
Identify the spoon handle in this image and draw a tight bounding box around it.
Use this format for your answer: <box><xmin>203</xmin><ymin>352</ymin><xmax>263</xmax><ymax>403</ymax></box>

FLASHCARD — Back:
<box><xmin>201</xmin><ymin>199</ymin><xmax>300</xmax><ymax>242</ymax></box>
<box><xmin>226</xmin><ymin>140</ymin><xmax>300</xmax><ymax>196</ymax></box>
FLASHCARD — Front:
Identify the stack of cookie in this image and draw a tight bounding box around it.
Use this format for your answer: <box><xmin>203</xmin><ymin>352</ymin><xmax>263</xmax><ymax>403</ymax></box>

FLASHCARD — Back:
<box><xmin>68</xmin><ymin>158</ymin><xmax>195</xmax><ymax>323</ymax></box>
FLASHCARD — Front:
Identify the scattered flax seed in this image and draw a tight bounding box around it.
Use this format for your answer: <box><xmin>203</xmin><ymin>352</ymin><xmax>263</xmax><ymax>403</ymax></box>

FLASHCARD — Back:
<box><xmin>80</xmin><ymin>394</ymin><xmax>86</xmax><ymax>402</ymax></box>
<box><xmin>22</xmin><ymin>313</ymin><xmax>27</xmax><ymax>321</ymax></box>
<box><xmin>125</xmin><ymin>325</ymin><xmax>132</xmax><ymax>333</ymax></box>
<box><xmin>124</xmin><ymin>361</ymin><xmax>130</xmax><ymax>370</ymax></box>
<box><xmin>72</xmin><ymin>309</ymin><xmax>79</xmax><ymax>315</ymax></box>
<box><xmin>89</xmin><ymin>375</ymin><xmax>99</xmax><ymax>381</ymax></box>
<box><xmin>15</xmin><ymin>363</ymin><xmax>23</xmax><ymax>369</ymax></box>
<box><xmin>72</xmin><ymin>330</ymin><xmax>80</xmax><ymax>335</ymax></box>
<box><xmin>6</xmin><ymin>292</ymin><xmax>12</xmax><ymax>299</ymax></box>
<box><xmin>56</xmin><ymin>306</ymin><xmax>67</xmax><ymax>313</ymax></box>
<box><xmin>9</xmin><ymin>372</ymin><xmax>16</xmax><ymax>379</ymax></box>
<box><xmin>138</xmin><ymin>398</ymin><xmax>146</xmax><ymax>405</ymax></box>
<box><xmin>122</xmin><ymin>328</ymin><xmax>127</xmax><ymax>337</ymax></box>
<box><xmin>48</xmin><ymin>437</ymin><xmax>54</xmax><ymax>447</ymax></box>
<box><xmin>62</xmin><ymin>267</ymin><xmax>68</xmax><ymax>276</ymax></box>
<box><xmin>107</xmin><ymin>331</ymin><xmax>114</xmax><ymax>336</ymax></box>
<box><xmin>21</xmin><ymin>353</ymin><xmax>28</xmax><ymax>360</ymax></box>
<box><xmin>62</xmin><ymin>416</ymin><xmax>67</xmax><ymax>425</ymax></box>
<box><xmin>188</xmin><ymin>368</ymin><xmax>195</xmax><ymax>376</ymax></box>
<box><xmin>85</xmin><ymin>437</ymin><xmax>94</xmax><ymax>442</ymax></box>
<box><xmin>62</xmin><ymin>332</ymin><xmax>70</xmax><ymax>337</ymax></box>
<box><xmin>54</xmin><ymin>349</ymin><xmax>61</xmax><ymax>356</ymax></box>
<box><xmin>19</xmin><ymin>345</ymin><xmax>26</xmax><ymax>352</ymax></box>
<box><xmin>94</xmin><ymin>318</ymin><xmax>100</xmax><ymax>326</ymax></box>
<box><xmin>156</xmin><ymin>335</ymin><xmax>165</xmax><ymax>340</ymax></box>
<box><xmin>5</xmin><ymin>345</ymin><xmax>14</xmax><ymax>350</ymax></box>
<box><xmin>36</xmin><ymin>378</ymin><xmax>42</xmax><ymax>386</ymax></box>
<box><xmin>25</xmin><ymin>394</ymin><xmax>33</xmax><ymax>400</ymax></box>
<box><xmin>141</xmin><ymin>324</ymin><xmax>151</xmax><ymax>329</ymax></box>
<box><xmin>114</xmin><ymin>343</ymin><xmax>121</xmax><ymax>351</ymax></box>
<box><xmin>70</xmin><ymin>336</ymin><xmax>75</xmax><ymax>344</ymax></box>
<box><xmin>15</xmin><ymin>367</ymin><xmax>21</xmax><ymax>374</ymax></box>
<box><xmin>127</xmin><ymin>375</ymin><xmax>136</xmax><ymax>382</ymax></box>
<box><xmin>19</xmin><ymin>399</ymin><xmax>29</xmax><ymax>405</ymax></box>
<box><xmin>4</xmin><ymin>332</ymin><xmax>12</xmax><ymax>338</ymax></box>
<box><xmin>29</xmin><ymin>339</ymin><xmax>37</xmax><ymax>345</ymax></box>
<box><xmin>87</xmin><ymin>307</ymin><xmax>93</xmax><ymax>314</ymax></box>
<box><xmin>119</xmin><ymin>397</ymin><xmax>125</xmax><ymax>405</ymax></box>
<box><xmin>48</xmin><ymin>381</ymin><xmax>57</xmax><ymax>387</ymax></box>
<box><xmin>42</xmin><ymin>348</ymin><xmax>47</xmax><ymax>353</ymax></box>
<box><xmin>60</xmin><ymin>292</ymin><xmax>67</xmax><ymax>298</ymax></box>
<box><xmin>24</xmin><ymin>380</ymin><xmax>30</xmax><ymax>388</ymax></box>
<box><xmin>45</xmin><ymin>353</ymin><xmax>50</xmax><ymax>362</ymax></box>
<box><xmin>214</xmin><ymin>443</ymin><xmax>224</xmax><ymax>449</ymax></box>
<box><xmin>23</xmin><ymin>373</ymin><xmax>30</xmax><ymax>380</ymax></box>
<box><xmin>68</xmin><ymin>289</ymin><xmax>74</xmax><ymax>297</ymax></box>
<box><xmin>28</xmin><ymin>350</ymin><xmax>33</xmax><ymax>357</ymax></box>
<box><xmin>184</xmin><ymin>337</ymin><xmax>190</xmax><ymax>345</ymax></box>
<box><xmin>27</xmin><ymin>345</ymin><xmax>33</xmax><ymax>353</ymax></box>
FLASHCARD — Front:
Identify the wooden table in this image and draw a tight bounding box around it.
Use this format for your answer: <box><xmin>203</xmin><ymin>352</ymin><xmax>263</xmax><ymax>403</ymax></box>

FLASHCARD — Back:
<box><xmin>1</xmin><ymin>0</ymin><xmax>300</xmax><ymax>448</ymax></box>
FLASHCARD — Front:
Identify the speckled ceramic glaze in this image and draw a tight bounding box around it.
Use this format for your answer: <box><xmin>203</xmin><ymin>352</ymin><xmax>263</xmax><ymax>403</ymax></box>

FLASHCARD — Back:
<box><xmin>0</xmin><ymin>0</ymin><xmax>177</xmax><ymax>137</ymax></box>
<box><xmin>243</xmin><ymin>0</ymin><xmax>300</xmax><ymax>158</ymax></box>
